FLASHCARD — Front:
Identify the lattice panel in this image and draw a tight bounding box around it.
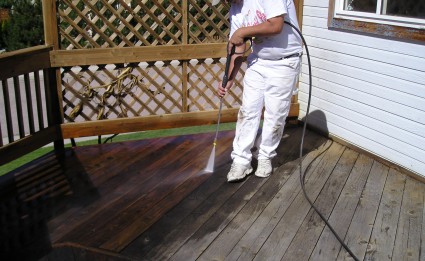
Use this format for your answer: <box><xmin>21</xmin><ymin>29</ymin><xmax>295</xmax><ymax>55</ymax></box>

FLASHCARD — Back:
<box><xmin>58</xmin><ymin>0</ymin><xmax>183</xmax><ymax>49</ymax></box>
<box><xmin>188</xmin><ymin>0</ymin><xmax>230</xmax><ymax>44</ymax></box>
<box><xmin>58</xmin><ymin>0</ymin><xmax>242</xmax><ymax>123</ymax></box>
<box><xmin>187</xmin><ymin>58</ymin><xmax>244</xmax><ymax>112</ymax></box>
<box><xmin>62</xmin><ymin>62</ymin><xmax>183</xmax><ymax>122</ymax></box>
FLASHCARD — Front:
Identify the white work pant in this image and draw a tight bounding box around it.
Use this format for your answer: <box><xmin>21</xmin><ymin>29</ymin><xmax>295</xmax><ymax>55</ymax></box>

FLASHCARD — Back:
<box><xmin>231</xmin><ymin>56</ymin><xmax>301</xmax><ymax>166</ymax></box>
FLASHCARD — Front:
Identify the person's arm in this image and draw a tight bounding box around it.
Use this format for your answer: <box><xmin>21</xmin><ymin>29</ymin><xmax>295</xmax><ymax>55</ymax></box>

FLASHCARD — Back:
<box><xmin>229</xmin><ymin>15</ymin><xmax>284</xmax><ymax>47</ymax></box>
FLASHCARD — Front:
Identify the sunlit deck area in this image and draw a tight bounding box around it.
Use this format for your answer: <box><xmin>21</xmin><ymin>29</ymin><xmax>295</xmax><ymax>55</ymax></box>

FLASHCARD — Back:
<box><xmin>1</xmin><ymin>125</ymin><xmax>423</xmax><ymax>261</ymax></box>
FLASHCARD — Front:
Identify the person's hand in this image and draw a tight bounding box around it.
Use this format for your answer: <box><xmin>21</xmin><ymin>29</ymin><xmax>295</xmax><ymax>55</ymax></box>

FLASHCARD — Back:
<box><xmin>217</xmin><ymin>81</ymin><xmax>227</xmax><ymax>98</ymax></box>
<box><xmin>229</xmin><ymin>28</ymin><xmax>245</xmax><ymax>49</ymax></box>
<box><xmin>217</xmin><ymin>79</ymin><xmax>234</xmax><ymax>98</ymax></box>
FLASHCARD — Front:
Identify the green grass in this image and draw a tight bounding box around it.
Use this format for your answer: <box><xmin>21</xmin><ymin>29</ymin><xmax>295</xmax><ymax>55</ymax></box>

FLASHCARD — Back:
<box><xmin>0</xmin><ymin>123</ymin><xmax>236</xmax><ymax>176</ymax></box>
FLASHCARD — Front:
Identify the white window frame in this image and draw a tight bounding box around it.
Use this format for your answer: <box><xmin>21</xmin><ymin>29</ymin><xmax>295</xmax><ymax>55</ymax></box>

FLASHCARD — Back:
<box><xmin>334</xmin><ymin>0</ymin><xmax>425</xmax><ymax>29</ymax></box>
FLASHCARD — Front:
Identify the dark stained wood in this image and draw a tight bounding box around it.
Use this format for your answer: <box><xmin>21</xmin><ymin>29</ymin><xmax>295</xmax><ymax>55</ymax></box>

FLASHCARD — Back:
<box><xmin>52</xmin><ymin>137</ymin><xmax>185</xmax><ymax>212</ymax></box>
<box><xmin>44</xmin><ymin>67</ymin><xmax>65</xmax><ymax>153</ymax></box>
<box><xmin>0</xmin><ymin>45</ymin><xmax>52</xmax><ymax>80</ymax></box>
<box><xmin>121</xmin><ymin>152</ymin><xmax>236</xmax><ymax>259</ymax></box>
<box><xmin>327</xmin><ymin>0</ymin><xmax>425</xmax><ymax>42</ymax></box>
<box><xmin>2</xmin><ymin>126</ymin><xmax>424</xmax><ymax>261</ymax></box>
<box><xmin>0</xmin><ymin>126</ymin><xmax>60</xmax><ymax>166</ymax></box>
<box><xmin>49</xmin><ymin>135</ymin><xmax>192</xmax><ymax>242</ymax></box>
<box><xmin>330</xmin><ymin>17</ymin><xmax>425</xmax><ymax>42</ymax></box>
<box><xmin>99</xmin><ymin>133</ymin><xmax>235</xmax><ymax>252</ymax></box>
<box><xmin>46</xmin><ymin>243</ymin><xmax>133</xmax><ymax>261</ymax></box>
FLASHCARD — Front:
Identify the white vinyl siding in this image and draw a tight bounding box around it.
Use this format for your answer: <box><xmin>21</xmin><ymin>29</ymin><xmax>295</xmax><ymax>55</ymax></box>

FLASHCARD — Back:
<box><xmin>298</xmin><ymin>0</ymin><xmax>425</xmax><ymax>176</ymax></box>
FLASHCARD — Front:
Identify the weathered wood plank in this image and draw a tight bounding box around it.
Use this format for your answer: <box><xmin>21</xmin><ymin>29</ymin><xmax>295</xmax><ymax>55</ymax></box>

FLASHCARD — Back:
<box><xmin>0</xmin><ymin>46</ymin><xmax>52</xmax><ymax>80</ymax></box>
<box><xmin>1</xmin><ymin>79</ymin><xmax>14</xmax><ymax>143</ymax></box>
<box><xmin>169</xmin><ymin>173</ymin><xmax>269</xmax><ymax>260</ymax></box>
<box><xmin>198</xmin><ymin>128</ymin><xmax>318</xmax><ymax>261</ymax></box>
<box><xmin>364</xmin><ymin>168</ymin><xmax>406</xmax><ymax>261</ymax></box>
<box><xmin>23</xmin><ymin>73</ymin><xmax>35</xmax><ymax>134</ymax></box>
<box><xmin>281</xmin><ymin>148</ymin><xmax>359</xmax><ymax>261</ymax></box>
<box><xmin>50</xmin><ymin>44</ymin><xmax>228</xmax><ymax>67</ymax></box>
<box><xmin>0</xmin><ymin>126</ymin><xmax>59</xmax><ymax>166</ymax></box>
<box><xmin>309</xmin><ymin>154</ymin><xmax>374</xmax><ymax>260</ymax></box>
<box><xmin>335</xmin><ymin>160</ymin><xmax>389</xmax><ymax>261</ymax></box>
<box><xmin>33</xmin><ymin>71</ymin><xmax>45</xmax><ymax>130</ymax></box>
<box><xmin>225</xmin><ymin>138</ymin><xmax>330</xmax><ymax>261</ymax></box>
<box><xmin>47</xmin><ymin>243</ymin><xmax>133</xmax><ymax>261</ymax></box>
<box><xmin>42</xmin><ymin>0</ymin><xmax>59</xmax><ymax>48</ymax></box>
<box><xmin>422</xmin><ymin>190</ymin><xmax>425</xmax><ymax>261</ymax></box>
<box><xmin>251</xmin><ymin>142</ymin><xmax>345</xmax><ymax>261</ymax></box>
<box><xmin>3</xmin><ymin>126</ymin><xmax>424</xmax><ymax>260</ymax></box>
<box><xmin>60</xmin><ymin>109</ymin><xmax>239</xmax><ymax>139</ymax></box>
<box><xmin>13</xmin><ymin>76</ymin><xmax>25</xmax><ymax>138</ymax></box>
<box><xmin>392</xmin><ymin>177</ymin><xmax>425</xmax><ymax>260</ymax></box>
<box><xmin>139</xmin><ymin>163</ymin><xmax>244</xmax><ymax>260</ymax></box>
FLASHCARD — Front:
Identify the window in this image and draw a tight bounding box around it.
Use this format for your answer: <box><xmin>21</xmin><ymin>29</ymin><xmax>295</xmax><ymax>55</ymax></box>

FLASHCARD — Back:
<box><xmin>329</xmin><ymin>0</ymin><xmax>425</xmax><ymax>41</ymax></box>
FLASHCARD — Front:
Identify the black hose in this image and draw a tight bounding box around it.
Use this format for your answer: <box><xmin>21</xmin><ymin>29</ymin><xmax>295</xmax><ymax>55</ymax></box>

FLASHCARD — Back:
<box><xmin>284</xmin><ymin>20</ymin><xmax>360</xmax><ymax>261</ymax></box>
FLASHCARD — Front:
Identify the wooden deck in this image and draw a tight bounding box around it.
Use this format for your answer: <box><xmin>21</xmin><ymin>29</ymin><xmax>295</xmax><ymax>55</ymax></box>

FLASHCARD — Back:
<box><xmin>2</xmin><ymin>125</ymin><xmax>424</xmax><ymax>260</ymax></box>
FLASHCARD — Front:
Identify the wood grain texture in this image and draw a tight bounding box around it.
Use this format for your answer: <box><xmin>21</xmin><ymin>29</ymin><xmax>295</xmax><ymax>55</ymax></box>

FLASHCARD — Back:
<box><xmin>4</xmin><ymin>127</ymin><xmax>423</xmax><ymax>260</ymax></box>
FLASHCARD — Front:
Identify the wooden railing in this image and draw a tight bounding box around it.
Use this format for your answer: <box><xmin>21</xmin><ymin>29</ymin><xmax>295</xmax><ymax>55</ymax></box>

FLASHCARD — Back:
<box><xmin>0</xmin><ymin>46</ymin><xmax>64</xmax><ymax>166</ymax></box>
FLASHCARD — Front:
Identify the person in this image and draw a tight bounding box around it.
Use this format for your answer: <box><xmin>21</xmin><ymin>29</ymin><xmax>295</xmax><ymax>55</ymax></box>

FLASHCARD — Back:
<box><xmin>212</xmin><ymin>0</ymin><xmax>303</xmax><ymax>182</ymax></box>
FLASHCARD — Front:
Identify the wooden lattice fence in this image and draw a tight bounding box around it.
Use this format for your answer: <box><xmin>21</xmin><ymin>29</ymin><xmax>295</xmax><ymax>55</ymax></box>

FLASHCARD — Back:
<box><xmin>43</xmin><ymin>0</ymin><xmax>300</xmax><ymax>138</ymax></box>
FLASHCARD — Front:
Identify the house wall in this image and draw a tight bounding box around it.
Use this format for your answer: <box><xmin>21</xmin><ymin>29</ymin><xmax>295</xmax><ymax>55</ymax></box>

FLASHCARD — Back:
<box><xmin>298</xmin><ymin>0</ymin><xmax>425</xmax><ymax>176</ymax></box>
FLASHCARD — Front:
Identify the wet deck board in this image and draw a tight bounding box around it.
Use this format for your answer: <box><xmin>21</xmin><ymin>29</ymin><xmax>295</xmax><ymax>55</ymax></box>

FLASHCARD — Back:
<box><xmin>3</xmin><ymin>126</ymin><xmax>424</xmax><ymax>261</ymax></box>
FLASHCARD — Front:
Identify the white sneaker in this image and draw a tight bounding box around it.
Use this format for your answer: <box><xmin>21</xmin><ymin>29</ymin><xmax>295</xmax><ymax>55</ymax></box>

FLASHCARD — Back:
<box><xmin>255</xmin><ymin>159</ymin><xmax>272</xmax><ymax>178</ymax></box>
<box><xmin>227</xmin><ymin>162</ymin><xmax>253</xmax><ymax>182</ymax></box>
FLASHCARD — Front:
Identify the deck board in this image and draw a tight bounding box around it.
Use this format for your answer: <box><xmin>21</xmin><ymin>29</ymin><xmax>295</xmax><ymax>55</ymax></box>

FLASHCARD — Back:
<box><xmin>392</xmin><ymin>177</ymin><xmax>425</xmax><ymax>260</ymax></box>
<box><xmin>335</xmin><ymin>160</ymin><xmax>389</xmax><ymax>261</ymax></box>
<box><xmin>310</xmin><ymin>153</ymin><xmax>374</xmax><ymax>260</ymax></box>
<box><xmin>2</xmin><ymin>126</ymin><xmax>425</xmax><ymax>261</ymax></box>
<box><xmin>282</xmin><ymin>148</ymin><xmax>359</xmax><ymax>261</ymax></box>
<box><xmin>197</xmin><ymin>127</ymin><xmax>312</xmax><ymax>261</ymax></box>
<box><xmin>364</xmin><ymin>168</ymin><xmax>406</xmax><ymax>261</ymax></box>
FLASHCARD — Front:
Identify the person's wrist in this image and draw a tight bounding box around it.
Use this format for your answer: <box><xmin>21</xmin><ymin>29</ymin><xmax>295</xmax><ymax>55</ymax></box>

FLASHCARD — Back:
<box><xmin>238</xmin><ymin>27</ymin><xmax>248</xmax><ymax>41</ymax></box>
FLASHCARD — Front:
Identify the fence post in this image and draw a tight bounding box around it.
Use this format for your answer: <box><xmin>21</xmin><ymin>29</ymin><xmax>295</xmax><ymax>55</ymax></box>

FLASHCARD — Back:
<box><xmin>44</xmin><ymin>68</ymin><xmax>64</xmax><ymax>155</ymax></box>
<box><xmin>42</xmin><ymin>0</ymin><xmax>65</xmax><ymax>155</ymax></box>
<box><xmin>182</xmin><ymin>0</ymin><xmax>189</xmax><ymax>112</ymax></box>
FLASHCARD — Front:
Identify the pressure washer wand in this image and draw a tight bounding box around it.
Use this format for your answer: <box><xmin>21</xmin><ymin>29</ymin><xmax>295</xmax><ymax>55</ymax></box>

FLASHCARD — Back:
<box><xmin>204</xmin><ymin>44</ymin><xmax>235</xmax><ymax>173</ymax></box>
<box><xmin>213</xmin><ymin>45</ymin><xmax>235</xmax><ymax>146</ymax></box>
